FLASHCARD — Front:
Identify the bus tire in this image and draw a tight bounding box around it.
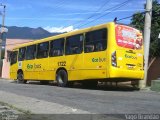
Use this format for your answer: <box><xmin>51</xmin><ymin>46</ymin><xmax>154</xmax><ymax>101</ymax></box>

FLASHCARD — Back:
<box><xmin>17</xmin><ymin>72</ymin><xmax>27</xmax><ymax>84</ymax></box>
<box><xmin>56</xmin><ymin>70</ymin><xmax>68</xmax><ymax>87</ymax></box>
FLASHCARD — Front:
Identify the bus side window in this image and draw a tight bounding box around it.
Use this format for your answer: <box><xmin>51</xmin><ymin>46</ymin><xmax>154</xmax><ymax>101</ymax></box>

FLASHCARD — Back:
<box><xmin>96</xmin><ymin>42</ymin><xmax>103</xmax><ymax>51</ymax></box>
<box><xmin>65</xmin><ymin>34</ymin><xmax>83</xmax><ymax>55</ymax></box>
<box><xmin>10</xmin><ymin>51</ymin><xmax>18</xmax><ymax>65</ymax></box>
<box><xmin>49</xmin><ymin>38</ymin><xmax>64</xmax><ymax>57</ymax></box>
<box><xmin>37</xmin><ymin>42</ymin><xmax>49</xmax><ymax>59</ymax></box>
<box><xmin>26</xmin><ymin>45</ymin><xmax>36</xmax><ymax>60</ymax></box>
<box><xmin>84</xmin><ymin>28</ymin><xmax>107</xmax><ymax>53</ymax></box>
<box><xmin>18</xmin><ymin>47</ymin><xmax>26</xmax><ymax>61</ymax></box>
<box><xmin>85</xmin><ymin>44</ymin><xmax>94</xmax><ymax>52</ymax></box>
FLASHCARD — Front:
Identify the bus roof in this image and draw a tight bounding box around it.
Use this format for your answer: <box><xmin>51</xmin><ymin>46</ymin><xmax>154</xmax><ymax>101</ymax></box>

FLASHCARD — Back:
<box><xmin>12</xmin><ymin>22</ymin><xmax>115</xmax><ymax>50</ymax></box>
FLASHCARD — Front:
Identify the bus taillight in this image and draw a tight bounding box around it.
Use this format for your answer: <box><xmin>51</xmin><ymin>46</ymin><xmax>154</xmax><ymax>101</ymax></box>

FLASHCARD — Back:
<box><xmin>111</xmin><ymin>51</ymin><xmax>117</xmax><ymax>67</ymax></box>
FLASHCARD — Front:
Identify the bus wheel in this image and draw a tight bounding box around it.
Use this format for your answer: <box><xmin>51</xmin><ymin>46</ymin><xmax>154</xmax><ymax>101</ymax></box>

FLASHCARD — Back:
<box><xmin>56</xmin><ymin>70</ymin><xmax>68</xmax><ymax>87</ymax></box>
<box><xmin>17</xmin><ymin>72</ymin><xmax>27</xmax><ymax>84</ymax></box>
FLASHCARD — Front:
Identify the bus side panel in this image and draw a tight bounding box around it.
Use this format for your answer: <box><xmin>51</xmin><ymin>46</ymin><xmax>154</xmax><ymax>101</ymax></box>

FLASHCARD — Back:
<box><xmin>82</xmin><ymin>51</ymin><xmax>107</xmax><ymax>80</ymax></box>
<box><xmin>36</xmin><ymin>58</ymin><xmax>51</xmax><ymax>80</ymax></box>
<box><xmin>22</xmin><ymin>60</ymin><xmax>38</xmax><ymax>80</ymax></box>
<box><xmin>48</xmin><ymin>56</ymin><xmax>65</xmax><ymax>81</ymax></box>
<box><xmin>65</xmin><ymin>54</ymin><xmax>84</xmax><ymax>81</ymax></box>
<box><xmin>10</xmin><ymin>63</ymin><xmax>18</xmax><ymax>80</ymax></box>
<box><xmin>20</xmin><ymin>58</ymin><xmax>53</xmax><ymax>81</ymax></box>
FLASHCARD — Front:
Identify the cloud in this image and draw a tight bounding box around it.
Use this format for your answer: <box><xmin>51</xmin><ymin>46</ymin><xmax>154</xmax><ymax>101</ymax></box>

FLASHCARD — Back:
<box><xmin>44</xmin><ymin>26</ymin><xmax>78</xmax><ymax>33</ymax></box>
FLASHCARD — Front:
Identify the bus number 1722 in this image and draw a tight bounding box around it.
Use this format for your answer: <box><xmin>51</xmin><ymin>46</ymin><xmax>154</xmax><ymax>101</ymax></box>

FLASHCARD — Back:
<box><xmin>58</xmin><ymin>61</ymin><xmax>66</xmax><ymax>66</ymax></box>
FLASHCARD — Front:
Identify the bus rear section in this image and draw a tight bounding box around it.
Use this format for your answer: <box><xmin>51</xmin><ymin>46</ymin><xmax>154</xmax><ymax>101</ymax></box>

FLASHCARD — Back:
<box><xmin>109</xmin><ymin>24</ymin><xmax>144</xmax><ymax>80</ymax></box>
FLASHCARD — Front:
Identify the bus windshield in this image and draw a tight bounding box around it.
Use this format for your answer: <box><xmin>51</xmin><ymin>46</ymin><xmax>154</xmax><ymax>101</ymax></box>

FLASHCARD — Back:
<box><xmin>115</xmin><ymin>24</ymin><xmax>143</xmax><ymax>50</ymax></box>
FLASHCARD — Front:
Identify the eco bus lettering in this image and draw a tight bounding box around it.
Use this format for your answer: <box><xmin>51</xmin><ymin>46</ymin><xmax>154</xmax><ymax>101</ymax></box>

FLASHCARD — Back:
<box><xmin>27</xmin><ymin>64</ymin><xmax>33</xmax><ymax>69</ymax></box>
<box><xmin>27</xmin><ymin>64</ymin><xmax>41</xmax><ymax>69</ymax></box>
<box><xmin>34</xmin><ymin>64</ymin><xmax>41</xmax><ymax>68</ymax></box>
<box><xmin>125</xmin><ymin>54</ymin><xmax>137</xmax><ymax>60</ymax></box>
<box><xmin>92</xmin><ymin>58</ymin><xmax>106</xmax><ymax>62</ymax></box>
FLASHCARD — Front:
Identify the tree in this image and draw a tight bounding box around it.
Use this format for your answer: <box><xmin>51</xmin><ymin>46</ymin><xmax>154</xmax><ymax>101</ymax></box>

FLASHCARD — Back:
<box><xmin>130</xmin><ymin>0</ymin><xmax>160</xmax><ymax>58</ymax></box>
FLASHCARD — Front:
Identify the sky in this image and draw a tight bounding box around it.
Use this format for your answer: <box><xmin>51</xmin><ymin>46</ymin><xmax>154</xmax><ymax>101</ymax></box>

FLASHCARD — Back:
<box><xmin>0</xmin><ymin>0</ymin><xmax>159</xmax><ymax>33</ymax></box>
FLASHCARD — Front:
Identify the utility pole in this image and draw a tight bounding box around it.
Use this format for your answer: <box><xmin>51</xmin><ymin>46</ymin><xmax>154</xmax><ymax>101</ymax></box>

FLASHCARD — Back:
<box><xmin>0</xmin><ymin>4</ymin><xmax>6</xmax><ymax>77</ymax></box>
<box><xmin>139</xmin><ymin>0</ymin><xmax>152</xmax><ymax>88</ymax></box>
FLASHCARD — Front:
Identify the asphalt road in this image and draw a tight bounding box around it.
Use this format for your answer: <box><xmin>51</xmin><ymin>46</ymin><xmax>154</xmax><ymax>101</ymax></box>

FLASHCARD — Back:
<box><xmin>0</xmin><ymin>79</ymin><xmax>160</xmax><ymax>114</ymax></box>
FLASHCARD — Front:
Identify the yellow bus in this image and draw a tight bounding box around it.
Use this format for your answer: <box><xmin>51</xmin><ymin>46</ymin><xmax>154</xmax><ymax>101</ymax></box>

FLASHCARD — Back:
<box><xmin>10</xmin><ymin>22</ymin><xmax>144</xmax><ymax>87</ymax></box>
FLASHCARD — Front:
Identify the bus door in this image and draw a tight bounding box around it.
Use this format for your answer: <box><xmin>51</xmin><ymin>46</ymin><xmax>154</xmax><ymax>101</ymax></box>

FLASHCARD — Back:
<box><xmin>10</xmin><ymin>51</ymin><xmax>18</xmax><ymax>79</ymax></box>
<box><xmin>83</xmin><ymin>28</ymin><xmax>108</xmax><ymax>79</ymax></box>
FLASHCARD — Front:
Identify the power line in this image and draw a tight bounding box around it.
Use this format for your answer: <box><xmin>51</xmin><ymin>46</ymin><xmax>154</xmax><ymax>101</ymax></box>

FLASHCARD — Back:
<box><xmin>40</xmin><ymin>0</ymin><xmax>132</xmax><ymax>33</ymax></box>
<box><xmin>55</xmin><ymin>0</ymin><xmax>132</xmax><ymax>33</ymax></box>
<box><xmin>74</xmin><ymin>0</ymin><xmax>131</xmax><ymax>28</ymax></box>
<box><xmin>75</xmin><ymin>0</ymin><xmax>132</xmax><ymax>29</ymax></box>
<box><xmin>116</xmin><ymin>11</ymin><xmax>145</xmax><ymax>22</ymax></box>
<box><xmin>53</xmin><ymin>0</ymin><xmax>112</xmax><ymax>33</ymax></box>
<box><xmin>49</xmin><ymin>0</ymin><xmax>66</xmax><ymax>11</ymax></box>
<box><xmin>72</xmin><ymin>0</ymin><xmax>111</xmax><ymax>27</ymax></box>
<box><xmin>117</xmin><ymin>15</ymin><xmax>133</xmax><ymax>21</ymax></box>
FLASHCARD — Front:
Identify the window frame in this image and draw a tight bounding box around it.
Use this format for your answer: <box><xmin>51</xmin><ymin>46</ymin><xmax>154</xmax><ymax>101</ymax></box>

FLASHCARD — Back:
<box><xmin>36</xmin><ymin>41</ymin><xmax>49</xmax><ymax>59</ymax></box>
<box><xmin>26</xmin><ymin>45</ymin><xmax>36</xmax><ymax>60</ymax></box>
<box><xmin>49</xmin><ymin>38</ymin><xmax>64</xmax><ymax>57</ymax></box>
<box><xmin>18</xmin><ymin>47</ymin><xmax>26</xmax><ymax>61</ymax></box>
<box><xmin>65</xmin><ymin>34</ymin><xmax>84</xmax><ymax>55</ymax></box>
<box><xmin>84</xmin><ymin>28</ymin><xmax>107</xmax><ymax>53</ymax></box>
<box><xmin>10</xmin><ymin>51</ymin><xmax>18</xmax><ymax>65</ymax></box>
